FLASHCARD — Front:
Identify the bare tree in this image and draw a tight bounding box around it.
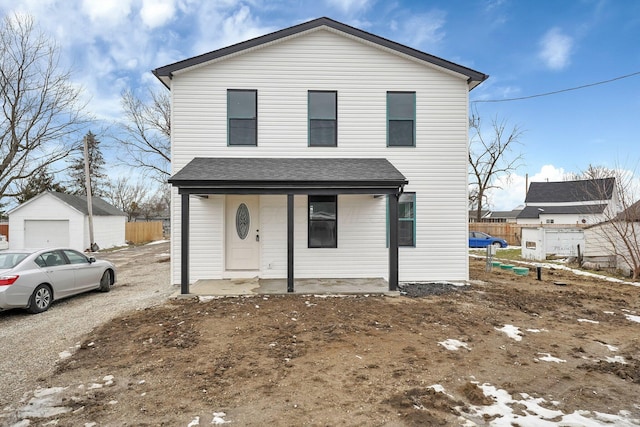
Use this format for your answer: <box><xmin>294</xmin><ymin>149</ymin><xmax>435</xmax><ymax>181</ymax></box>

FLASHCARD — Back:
<box><xmin>565</xmin><ymin>164</ymin><xmax>615</xmax><ymax>181</ymax></box>
<box><xmin>581</xmin><ymin>165</ymin><xmax>640</xmax><ymax>279</ymax></box>
<box><xmin>105</xmin><ymin>176</ymin><xmax>151</xmax><ymax>221</ymax></box>
<box><xmin>117</xmin><ymin>89</ymin><xmax>170</xmax><ymax>181</ymax></box>
<box><xmin>0</xmin><ymin>14</ymin><xmax>88</xmax><ymax>203</ymax></box>
<box><xmin>468</xmin><ymin>115</ymin><xmax>524</xmax><ymax>221</ymax></box>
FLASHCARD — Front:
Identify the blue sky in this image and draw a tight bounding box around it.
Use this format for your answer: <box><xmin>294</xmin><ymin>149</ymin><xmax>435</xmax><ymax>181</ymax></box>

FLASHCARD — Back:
<box><xmin>3</xmin><ymin>0</ymin><xmax>639</xmax><ymax>210</ymax></box>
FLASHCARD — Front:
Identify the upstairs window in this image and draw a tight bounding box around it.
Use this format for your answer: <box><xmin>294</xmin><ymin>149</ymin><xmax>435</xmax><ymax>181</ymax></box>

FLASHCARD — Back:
<box><xmin>308</xmin><ymin>195</ymin><xmax>337</xmax><ymax>248</ymax></box>
<box><xmin>228</xmin><ymin>89</ymin><xmax>257</xmax><ymax>146</ymax></box>
<box><xmin>309</xmin><ymin>91</ymin><xmax>337</xmax><ymax>146</ymax></box>
<box><xmin>387</xmin><ymin>92</ymin><xmax>415</xmax><ymax>147</ymax></box>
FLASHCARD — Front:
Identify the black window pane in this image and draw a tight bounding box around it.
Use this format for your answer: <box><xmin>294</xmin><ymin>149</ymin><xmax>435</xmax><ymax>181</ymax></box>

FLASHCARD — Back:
<box><xmin>229</xmin><ymin>118</ymin><xmax>256</xmax><ymax>145</ymax></box>
<box><xmin>399</xmin><ymin>221</ymin><xmax>414</xmax><ymax>246</ymax></box>
<box><xmin>310</xmin><ymin>119</ymin><xmax>336</xmax><ymax>146</ymax></box>
<box><xmin>228</xmin><ymin>91</ymin><xmax>256</xmax><ymax>118</ymax></box>
<box><xmin>309</xmin><ymin>195</ymin><xmax>337</xmax><ymax>248</ymax></box>
<box><xmin>388</xmin><ymin>92</ymin><xmax>414</xmax><ymax>118</ymax></box>
<box><xmin>309</xmin><ymin>92</ymin><xmax>336</xmax><ymax>119</ymax></box>
<box><xmin>389</xmin><ymin>120</ymin><xmax>414</xmax><ymax>146</ymax></box>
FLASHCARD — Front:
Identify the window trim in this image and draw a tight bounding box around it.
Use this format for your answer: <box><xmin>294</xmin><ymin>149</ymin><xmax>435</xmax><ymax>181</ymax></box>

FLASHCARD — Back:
<box><xmin>387</xmin><ymin>192</ymin><xmax>416</xmax><ymax>247</ymax></box>
<box><xmin>227</xmin><ymin>89</ymin><xmax>257</xmax><ymax>146</ymax></box>
<box><xmin>386</xmin><ymin>91</ymin><xmax>416</xmax><ymax>147</ymax></box>
<box><xmin>308</xmin><ymin>90</ymin><xmax>337</xmax><ymax>147</ymax></box>
<box><xmin>308</xmin><ymin>195</ymin><xmax>338</xmax><ymax>248</ymax></box>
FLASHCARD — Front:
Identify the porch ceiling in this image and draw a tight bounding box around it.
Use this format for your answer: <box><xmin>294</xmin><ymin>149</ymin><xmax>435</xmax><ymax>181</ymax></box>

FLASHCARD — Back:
<box><xmin>168</xmin><ymin>157</ymin><xmax>408</xmax><ymax>195</ymax></box>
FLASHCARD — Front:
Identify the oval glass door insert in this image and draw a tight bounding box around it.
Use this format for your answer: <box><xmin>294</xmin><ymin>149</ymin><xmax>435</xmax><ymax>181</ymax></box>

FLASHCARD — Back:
<box><xmin>236</xmin><ymin>203</ymin><xmax>250</xmax><ymax>240</ymax></box>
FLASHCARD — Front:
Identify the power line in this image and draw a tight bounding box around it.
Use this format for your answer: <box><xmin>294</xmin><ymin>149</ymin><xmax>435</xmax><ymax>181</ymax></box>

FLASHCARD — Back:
<box><xmin>472</xmin><ymin>70</ymin><xmax>640</xmax><ymax>103</ymax></box>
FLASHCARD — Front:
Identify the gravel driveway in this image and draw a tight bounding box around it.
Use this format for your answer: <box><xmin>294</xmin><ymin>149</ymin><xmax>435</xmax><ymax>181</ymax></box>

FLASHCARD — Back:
<box><xmin>0</xmin><ymin>241</ymin><xmax>173</xmax><ymax>409</ymax></box>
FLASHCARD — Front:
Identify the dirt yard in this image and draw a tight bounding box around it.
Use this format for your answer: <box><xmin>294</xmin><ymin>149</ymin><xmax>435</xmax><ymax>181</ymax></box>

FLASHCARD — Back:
<box><xmin>3</xmin><ymin>255</ymin><xmax>640</xmax><ymax>426</ymax></box>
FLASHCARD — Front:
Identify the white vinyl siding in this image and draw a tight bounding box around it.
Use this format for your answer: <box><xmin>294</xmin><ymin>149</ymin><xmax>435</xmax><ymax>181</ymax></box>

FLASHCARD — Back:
<box><xmin>169</xmin><ymin>28</ymin><xmax>470</xmax><ymax>283</ymax></box>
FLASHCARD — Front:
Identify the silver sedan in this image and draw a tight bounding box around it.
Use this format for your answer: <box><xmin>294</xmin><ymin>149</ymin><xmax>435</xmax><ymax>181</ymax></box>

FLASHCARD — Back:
<box><xmin>0</xmin><ymin>248</ymin><xmax>116</xmax><ymax>314</ymax></box>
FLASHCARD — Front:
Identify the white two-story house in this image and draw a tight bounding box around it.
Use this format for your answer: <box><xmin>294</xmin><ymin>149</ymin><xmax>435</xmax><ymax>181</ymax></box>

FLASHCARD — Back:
<box><xmin>516</xmin><ymin>178</ymin><xmax>619</xmax><ymax>225</ymax></box>
<box><xmin>153</xmin><ymin>17</ymin><xmax>488</xmax><ymax>294</ymax></box>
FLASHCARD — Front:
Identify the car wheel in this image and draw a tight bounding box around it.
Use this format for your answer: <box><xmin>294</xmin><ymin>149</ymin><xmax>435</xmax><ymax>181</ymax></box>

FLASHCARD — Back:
<box><xmin>99</xmin><ymin>270</ymin><xmax>113</xmax><ymax>292</ymax></box>
<box><xmin>492</xmin><ymin>242</ymin><xmax>502</xmax><ymax>248</ymax></box>
<box><xmin>27</xmin><ymin>284</ymin><xmax>52</xmax><ymax>314</ymax></box>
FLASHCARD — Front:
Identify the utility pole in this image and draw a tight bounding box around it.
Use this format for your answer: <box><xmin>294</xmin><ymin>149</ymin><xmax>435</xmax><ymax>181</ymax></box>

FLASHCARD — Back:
<box><xmin>83</xmin><ymin>135</ymin><xmax>98</xmax><ymax>251</ymax></box>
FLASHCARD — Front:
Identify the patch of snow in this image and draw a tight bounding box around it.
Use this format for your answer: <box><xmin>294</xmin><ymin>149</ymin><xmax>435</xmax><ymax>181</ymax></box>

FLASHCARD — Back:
<box><xmin>458</xmin><ymin>382</ymin><xmax>640</xmax><ymax>426</ymax></box>
<box><xmin>198</xmin><ymin>296</ymin><xmax>217</xmax><ymax>302</ymax></box>
<box><xmin>525</xmin><ymin>328</ymin><xmax>546</xmax><ymax>333</ymax></box>
<box><xmin>496</xmin><ymin>324</ymin><xmax>523</xmax><ymax>341</ymax></box>
<box><xmin>600</xmin><ymin>343</ymin><xmax>619</xmax><ymax>352</ymax></box>
<box><xmin>603</xmin><ymin>311</ymin><xmax>615</xmax><ymax>315</ymax></box>
<box><xmin>624</xmin><ymin>314</ymin><xmax>640</xmax><ymax>323</ymax></box>
<box><xmin>187</xmin><ymin>416</ymin><xmax>200</xmax><ymax>426</ymax></box>
<box><xmin>429</xmin><ymin>384</ymin><xmax>446</xmax><ymax>393</ymax></box>
<box><xmin>88</xmin><ymin>383</ymin><xmax>103</xmax><ymax>389</ymax></box>
<box><xmin>58</xmin><ymin>350</ymin><xmax>72</xmax><ymax>360</ymax></box>
<box><xmin>438</xmin><ymin>339</ymin><xmax>471</xmax><ymax>351</ymax></box>
<box><xmin>536</xmin><ymin>353</ymin><xmax>566</xmax><ymax>363</ymax></box>
<box><xmin>578</xmin><ymin>319</ymin><xmax>600</xmax><ymax>324</ymax></box>
<box><xmin>16</xmin><ymin>387</ymin><xmax>72</xmax><ymax>419</ymax></box>
<box><xmin>606</xmin><ymin>356</ymin><xmax>627</xmax><ymax>364</ymax></box>
<box><xmin>211</xmin><ymin>411</ymin><xmax>229</xmax><ymax>424</ymax></box>
<box><xmin>146</xmin><ymin>240</ymin><xmax>169</xmax><ymax>245</ymax></box>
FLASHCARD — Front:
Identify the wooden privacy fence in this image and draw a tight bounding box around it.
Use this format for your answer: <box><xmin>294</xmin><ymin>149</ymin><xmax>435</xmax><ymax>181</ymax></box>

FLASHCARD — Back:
<box><xmin>469</xmin><ymin>223</ymin><xmax>523</xmax><ymax>246</ymax></box>
<box><xmin>126</xmin><ymin>221</ymin><xmax>164</xmax><ymax>244</ymax></box>
<box><xmin>469</xmin><ymin>223</ymin><xmax>590</xmax><ymax>246</ymax></box>
<box><xmin>0</xmin><ymin>223</ymin><xmax>8</xmax><ymax>240</ymax></box>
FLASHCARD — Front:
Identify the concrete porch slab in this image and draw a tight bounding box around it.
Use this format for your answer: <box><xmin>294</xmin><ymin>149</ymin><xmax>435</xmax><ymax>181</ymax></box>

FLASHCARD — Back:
<box><xmin>180</xmin><ymin>277</ymin><xmax>398</xmax><ymax>297</ymax></box>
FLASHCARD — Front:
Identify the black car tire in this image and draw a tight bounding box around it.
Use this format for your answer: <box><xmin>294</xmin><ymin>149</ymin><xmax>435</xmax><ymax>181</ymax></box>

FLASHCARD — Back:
<box><xmin>99</xmin><ymin>270</ymin><xmax>113</xmax><ymax>292</ymax></box>
<box><xmin>27</xmin><ymin>284</ymin><xmax>52</xmax><ymax>314</ymax></box>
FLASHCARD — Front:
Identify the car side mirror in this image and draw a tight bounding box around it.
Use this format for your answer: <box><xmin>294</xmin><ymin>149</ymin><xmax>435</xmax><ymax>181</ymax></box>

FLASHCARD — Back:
<box><xmin>88</xmin><ymin>256</ymin><xmax>96</xmax><ymax>264</ymax></box>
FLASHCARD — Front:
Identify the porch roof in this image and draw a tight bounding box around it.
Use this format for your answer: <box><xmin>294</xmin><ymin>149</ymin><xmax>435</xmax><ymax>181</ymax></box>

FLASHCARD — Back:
<box><xmin>168</xmin><ymin>157</ymin><xmax>408</xmax><ymax>194</ymax></box>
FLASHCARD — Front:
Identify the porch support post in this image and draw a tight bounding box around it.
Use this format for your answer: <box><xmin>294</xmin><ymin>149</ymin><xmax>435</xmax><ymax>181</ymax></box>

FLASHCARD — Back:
<box><xmin>287</xmin><ymin>193</ymin><xmax>294</xmax><ymax>292</ymax></box>
<box><xmin>389</xmin><ymin>193</ymin><xmax>399</xmax><ymax>291</ymax></box>
<box><xmin>181</xmin><ymin>193</ymin><xmax>190</xmax><ymax>294</ymax></box>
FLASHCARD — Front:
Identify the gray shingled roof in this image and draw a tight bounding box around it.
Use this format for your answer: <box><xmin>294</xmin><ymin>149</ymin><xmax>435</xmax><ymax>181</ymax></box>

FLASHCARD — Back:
<box><xmin>153</xmin><ymin>17</ymin><xmax>488</xmax><ymax>90</ymax></box>
<box><xmin>525</xmin><ymin>178</ymin><xmax>615</xmax><ymax>203</ymax></box>
<box><xmin>49</xmin><ymin>192</ymin><xmax>125</xmax><ymax>216</ymax></box>
<box><xmin>517</xmin><ymin>204</ymin><xmax>607</xmax><ymax>219</ymax></box>
<box><xmin>169</xmin><ymin>158</ymin><xmax>407</xmax><ymax>191</ymax></box>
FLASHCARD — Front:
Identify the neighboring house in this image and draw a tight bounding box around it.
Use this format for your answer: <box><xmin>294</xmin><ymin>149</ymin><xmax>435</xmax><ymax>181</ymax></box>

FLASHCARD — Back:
<box><xmin>153</xmin><ymin>17</ymin><xmax>488</xmax><ymax>293</ymax></box>
<box><xmin>516</xmin><ymin>178</ymin><xmax>618</xmax><ymax>225</ymax></box>
<box><xmin>8</xmin><ymin>192</ymin><xmax>126</xmax><ymax>251</ymax></box>
<box><xmin>583</xmin><ymin>200</ymin><xmax>640</xmax><ymax>277</ymax></box>
<box><xmin>469</xmin><ymin>208</ymin><xmax>522</xmax><ymax>223</ymax></box>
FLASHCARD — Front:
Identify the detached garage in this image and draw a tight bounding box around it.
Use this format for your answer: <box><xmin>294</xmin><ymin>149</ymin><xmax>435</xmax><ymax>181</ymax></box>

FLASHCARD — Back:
<box><xmin>8</xmin><ymin>191</ymin><xmax>126</xmax><ymax>251</ymax></box>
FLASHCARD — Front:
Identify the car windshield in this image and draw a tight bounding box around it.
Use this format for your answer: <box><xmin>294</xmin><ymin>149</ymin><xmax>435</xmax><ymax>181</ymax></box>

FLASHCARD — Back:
<box><xmin>0</xmin><ymin>253</ymin><xmax>29</xmax><ymax>269</ymax></box>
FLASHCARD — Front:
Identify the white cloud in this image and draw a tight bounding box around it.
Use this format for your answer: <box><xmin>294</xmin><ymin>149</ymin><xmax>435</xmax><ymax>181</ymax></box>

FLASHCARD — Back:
<box><xmin>538</xmin><ymin>27</ymin><xmax>573</xmax><ymax>70</ymax></box>
<box><xmin>486</xmin><ymin>164</ymin><xmax>567</xmax><ymax>210</ymax></box>
<box><xmin>140</xmin><ymin>0</ymin><xmax>176</xmax><ymax>28</ymax></box>
<box><xmin>394</xmin><ymin>10</ymin><xmax>446</xmax><ymax>50</ymax></box>
<box><xmin>324</xmin><ymin>0</ymin><xmax>374</xmax><ymax>15</ymax></box>
<box><xmin>81</xmin><ymin>0</ymin><xmax>134</xmax><ymax>27</ymax></box>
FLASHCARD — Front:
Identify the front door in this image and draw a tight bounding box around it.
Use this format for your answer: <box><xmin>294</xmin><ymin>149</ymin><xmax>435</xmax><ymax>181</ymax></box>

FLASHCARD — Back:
<box><xmin>225</xmin><ymin>195</ymin><xmax>260</xmax><ymax>270</ymax></box>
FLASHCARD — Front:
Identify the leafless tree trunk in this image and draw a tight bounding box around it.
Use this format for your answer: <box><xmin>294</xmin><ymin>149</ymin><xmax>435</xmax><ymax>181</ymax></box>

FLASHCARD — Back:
<box><xmin>581</xmin><ymin>165</ymin><xmax>640</xmax><ymax>280</ymax></box>
<box><xmin>117</xmin><ymin>89</ymin><xmax>171</xmax><ymax>182</ymax></box>
<box><xmin>104</xmin><ymin>176</ymin><xmax>151</xmax><ymax>221</ymax></box>
<box><xmin>0</xmin><ymin>13</ymin><xmax>88</xmax><ymax>201</ymax></box>
<box><xmin>468</xmin><ymin>115</ymin><xmax>524</xmax><ymax>221</ymax></box>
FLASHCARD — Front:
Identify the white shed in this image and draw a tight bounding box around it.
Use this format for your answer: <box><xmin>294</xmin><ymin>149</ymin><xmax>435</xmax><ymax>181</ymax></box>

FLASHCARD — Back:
<box><xmin>521</xmin><ymin>227</ymin><xmax>585</xmax><ymax>261</ymax></box>
<box><xmin>8</xmin><ymin>191</ymin><xmax>126</xmax><ymax>251</ymax></box>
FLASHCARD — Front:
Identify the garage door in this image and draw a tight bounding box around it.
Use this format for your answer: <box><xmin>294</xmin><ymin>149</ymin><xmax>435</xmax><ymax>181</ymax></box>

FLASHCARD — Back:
<box><xmin>25</xmin><ymin>220</ymin><xmax>70</xmax><ymax>248</ymax></box>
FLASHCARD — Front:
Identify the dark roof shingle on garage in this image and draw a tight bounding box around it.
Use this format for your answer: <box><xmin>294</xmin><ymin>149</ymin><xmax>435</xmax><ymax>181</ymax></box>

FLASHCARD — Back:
<box><xmin>50</xmin><ymin>192</ymin><xmax>125</xmax><ymax>216</ymax></box>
